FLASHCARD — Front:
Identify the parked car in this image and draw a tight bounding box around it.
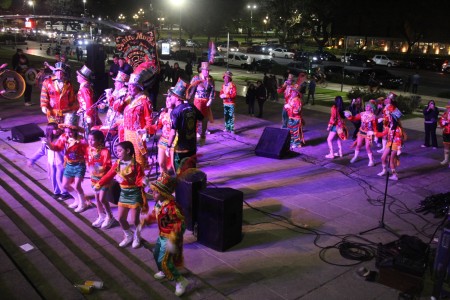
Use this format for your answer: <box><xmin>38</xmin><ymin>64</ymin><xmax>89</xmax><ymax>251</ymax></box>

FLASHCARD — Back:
<box><xmin>261</xmin><ymin>44</ymin><xmax>280</xmax><ymax>54</ymax></box>
<box><xmin>315</xmin><ymin>51</ymin><xmax>338</xmax><ymax>61</ymax></box>
<box><xmin>442</xmin><ymin>60</ymin><xmax>450</xmax><ymax>73</ymax></box>
<box><xmin>217</xmin><ymin>44</ymin><xmax>239</xmax><ymax>52</ymax></box>
<box><xmin>246</xmin><ymin>44</ymin><xmax>264</xmax><ymax>54</ymax></box>
<box><xmin>254</xmin><ymin>59</ymin><xmax>274</xmax><ymax>73</ymax></box>
<box><xmin>357</xmin><ymin>69</ymin><xmax>403</xmax><ymax>88</ymax></box>
<box><xmin>200</xmin><ymin>51</ymin><xmax>225</xmax><ymax>65</ymax></box>
<box><xmin>323</xmin><ymin>65</ymin><xmax>357</xmax><ymax>80</ymax></box>
<box><xmin>270</xmin><ymin>48</ymin><xmax>295</xmax><ymax>59</ymax></box>
<box><xmin>286</xmin><ymin>61</ymin><xmax>307</xmax><ymax>76</ymax></box>
<box><xmin>226</xmin><ymin>52</ymin><xmax>249</xmax><ymax>68</ymax></box>
<box><xmin>294</xmin><ymin>51</ymin><xmax>321</xmax><ymax>62</ymax></box>
<box><xmin>372</xmin><ymin>55</ymin><xmax>398</xmax><ymax>67</ymax></box>
<box><xmin>186</xmin><ymin>39</ymin><xmax>200</xmax><ymax>47</ymax></box>
<box><xmin>346</xmin><ymin>54</ymin><xmax>375</xmax><ymax>67</ymax></box>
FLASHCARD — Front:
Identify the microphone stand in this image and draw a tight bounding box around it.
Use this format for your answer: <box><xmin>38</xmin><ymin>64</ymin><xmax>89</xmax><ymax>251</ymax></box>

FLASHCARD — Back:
<box><xmin>360</xmin><ymin>125</ymin><xmax>398</xmax><ymax>237</ymax></box>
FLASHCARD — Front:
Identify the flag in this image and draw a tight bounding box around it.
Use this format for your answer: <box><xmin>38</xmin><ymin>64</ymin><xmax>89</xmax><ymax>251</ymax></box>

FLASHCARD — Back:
<box><xmin>208</xmin><ymin>41</ymin><xmax>216</xmax><ymax>64</ymax></box>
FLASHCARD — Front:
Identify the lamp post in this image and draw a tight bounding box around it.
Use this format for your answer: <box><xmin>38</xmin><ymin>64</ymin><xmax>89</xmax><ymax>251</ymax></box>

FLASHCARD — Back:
<box><xmin>28</xmin><ymin>1</ymin><xmax>35</xmax><ymax>15</ymax></box>
<box><xmin>157</xmin><ymin>17</ymin><xmax>165</xmax><ymax>29</ymax></box>
<box><xmin>171</xmin><ymin>0</ymin><xmax>185</xmax><ymax>47</ymax></box>
<box><xmin>247</xmin><ymin>4</ymin><xmax>257</xmax><ymax>41</ymax></box>
<box><xmin>263</xmin><ymin>16</ymin><xmax>269</xmax><ymax>41</ymax></box>
<box><xmin>118</xmin><ymin>14</ymin><xmax>125</xmax><ymax>23</ymax></box>
<box><xmin>138</xmin><ymin>8</ymin><xmax>144</xmax><ymax>29</ymax></box>
<box><xmin>133</xmin><ymin>14</ymin><xmax>139</xmax><ymax>28</ymax></box>
<box><xmin>82</xmin><ymin>0</ymin><xmax>86</xmax><ymax>16</ymax></box>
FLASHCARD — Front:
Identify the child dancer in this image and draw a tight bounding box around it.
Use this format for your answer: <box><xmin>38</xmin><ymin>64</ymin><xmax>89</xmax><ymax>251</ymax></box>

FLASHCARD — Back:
<box><xmin>47</xmin><ymin>113</ymin><xmax>89</xmax><ymax>212</ymax></box>
<box><xmin>376</xmin><ymin>118</ymin><xmax>406</xmax><ymax>180</ymax></box>
<box><xmin>87</xmin><ymin>130</ymin><xmax>115</xmax><ymax>229</ymax></box>
<box><xmin>28</xmin><ymin>123</ymin><xmax>71</xmax><ymax>200</ymax></box>
<box><xmin>94</xmin><ymin>141</ymin><xmax>148</xmax><ymax>248</ymax></box>
<box><xmin>154</xmin><ymin>94</ymin><xmax>175</xmax><ymax>173</ymax></box>
<box><xmin>147</xmin><ymin>172</ymin><xmax>189</xmax><ymax>297</ymax></box>
<box><xmin>325</xmin><ymin>96</ymin><xmax>347</xmax><ymax>159</ymax></box>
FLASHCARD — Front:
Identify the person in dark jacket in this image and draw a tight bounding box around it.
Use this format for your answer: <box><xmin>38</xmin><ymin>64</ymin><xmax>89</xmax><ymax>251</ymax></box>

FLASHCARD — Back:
<box><xmin>255</xmin><ymin>80</ymin><xmax>267</xmax><ymax>118</ymax></box>
<box><xmin>422</xmin><ymin>100</ymin><xmax>439</xmax><ymax>148</ymax></box>
<box><xmin>246</xmin><ymin>83</ymin><xmax>256</xmax><ymax>116</ymax></box>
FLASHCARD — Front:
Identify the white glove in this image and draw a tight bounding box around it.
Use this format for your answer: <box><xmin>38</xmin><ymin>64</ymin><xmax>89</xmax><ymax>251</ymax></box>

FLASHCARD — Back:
<box><xmin>378</xmin><ymin>118</ymin><xmax>384</xmax><ymax>123</ymax></box>
<box><xmin>119</xmin><ymin>89</ymin><xmax>127</xmax><ymax>97</ymax></box>
<box><xmin>367</xmin><ymin>130</ymin><xmax>374</xmax><ymax>136</ymax></box>
<box><xmin>86</xmin><ymin>116</ymin><xmax>92</xmax><ymax>124</ymax></box>
<box><xmin>166</xmin><ymin>240</ymin><xmax>176</xmax><ymax>254</ymax></box>
<box><xmin>165</xmin><ymin>147</ymin><xmax>170</xmax><ymax>157</ymax></box>
<box><xmin>344</xmin><ymin>111</ymin><xmax>351</xmax><ymax>118</ymax></box>
<box><xmin>397</xmin><ymin>149</ymin><xmax>402</xmax><ymax>156</ymax></box>
<box><xmin>41</xmin><ymin>107</ymin><xmax>48</xmax><ymax>114</ymax></box>
<box><xmin>206</xmin><ymin>100</ymin><xmax>212</xmax><ymax>107</ymax></box>
<box><xmin>141</xmin><ymin>133</ymin><xmax>147</xmax><ymax>142</ymax></box>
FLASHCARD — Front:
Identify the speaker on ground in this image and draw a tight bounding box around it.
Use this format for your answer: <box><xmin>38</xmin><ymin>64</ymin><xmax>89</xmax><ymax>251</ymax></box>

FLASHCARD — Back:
<box><xmin>255</xmin><ymin>127</ymin><xmax>290</xmax><ymax>159</ymax></box>
<box><xmin>175</xmin><ymin>170</ymin><xmax>207</xmax><ymax>231</ymax></box>
<box><xmin>197</xmin><ymin>188</ymin><xmax>243</xmax><ymax>252</ymax></box>
<box><xmin>11</xmin><ymin>123</ymin><xmax>44</xmax><ymax>143</ymax></box>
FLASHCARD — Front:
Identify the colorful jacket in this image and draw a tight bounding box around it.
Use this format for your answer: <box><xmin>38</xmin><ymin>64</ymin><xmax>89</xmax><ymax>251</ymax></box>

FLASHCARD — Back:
<box><xmin>40</xmin><ymin>77</ymin><xmax>78</xmax><ymax>123</ymax></box>
<box><xmin>154</xmin><ymin>198</ymin><xmax>185</xmax><ymax>239</ymax></box>
<box><xmin>87</xmin><ymin>146</ymin><xmax>112</xmax><ymax>183</ymax></box>
<box><xmin>439</xmin><ymin>111</ymin><xmax>450</xmax><ymax>134</ymax></box>
<box><xmin>286</xmin><ymin>95</ymin><xmax>302</xmax><ymax>120</ymax></box>
<box><xmin>78</xmin><ymin>82</ymin><xmax>101</xmax><ymax>125</ymax></box>
<box><xmin>50</xmin><ymin>133</ymin><xmax>88</xmax><ymax>165</ymax></box>
<box><xmin>116</xmin><ymin>92</ymin><xmax>154</xmax><ymax>134</ymax></box>
<box><xmin>190</xmin><ymin>74</ymin><xmax>215</xmax><ymax>101</ymax></box>
<box><xmin>220</xmin><ymin>82</ymin><xmax>237</xmax><ymax>105</ymax></box>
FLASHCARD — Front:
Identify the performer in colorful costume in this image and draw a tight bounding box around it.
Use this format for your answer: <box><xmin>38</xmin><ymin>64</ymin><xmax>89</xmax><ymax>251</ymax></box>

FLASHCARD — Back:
<box><xmin>219</xmin><ymin>71</ymin><xmax>237</xmax><ymax>133</ymax></box>
<box><xmin>76</xmin><ymin>65</ymin><xmax>102</xmax><ymax>133</ymax></box>
<box><xmin>325</xmin><ymin>96</ymin><xmax>348</xmax><ymax>159</ymax></box>
<box><xmin>40</xmin><ymin>62</ymin><xmax>78</xmax><ymax>124</ymax></box>
<box><xmin>284</xmin><ymin>84</ymin><xmax>304</xmax><ymax>149</ymax></box>
<box><xmin>439</xmin><ymin>101</ymin><xmax>450</xmax><ymax>168</ymax></box>
<box><xmin>277</xmin><ymin>73</ymin><xmax>295</xmax><ymax>128</ymax></box>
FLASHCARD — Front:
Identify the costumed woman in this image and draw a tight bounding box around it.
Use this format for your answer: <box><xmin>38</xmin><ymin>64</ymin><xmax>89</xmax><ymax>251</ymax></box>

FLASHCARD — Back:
<box><xmin>439</xmin><ymin>101</ymin><xmax>450</xmax><ymax>167</ymax></box>
<box><xmin>284</xmin><ymin>84</ymin><xmax>304</xmax><ymax>149</ymax></box>
<box><xmin>325</xmin><ymin>96</ymin><xmax>348</xmax><ymax>159</ymax></box>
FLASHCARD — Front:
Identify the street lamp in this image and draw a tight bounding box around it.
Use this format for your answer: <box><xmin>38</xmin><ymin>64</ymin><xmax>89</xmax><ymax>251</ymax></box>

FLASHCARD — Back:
<box><xmin>28</xmin><ymin>0</ymin><xmax>35</xmax><ymax>15</ymax></box>
<box><xmin>157</xmin><ymin>17</ymin><xmax>165</xmax><ymax>29</ymax></box>
<box><xmin>138</xmin><ymin>8</ymin><xmax>144</xmax><ymax>29</ymax></box>
<box><xmin>247</xmin><ymin>4</ymin><xmax>257</xmax><ymax>40</ymax></box>
<box><xmin>82</xmin><ymin>0</ymin><xmax>86</xmax><ymax>15</ymax></box>
<box><xmin>263</xmin><ymin>16</ymin><xmax>269</xmax><ymax>40</ymax></box>
<box><xmin>171</xmin><ymin>0</ymin><xmax>185</xmax><ymax>46</ymax></box>
<box><xmin>118</xmin><ymin>14</ymin><xmax>125</xmax><ymax>22</ymax></box>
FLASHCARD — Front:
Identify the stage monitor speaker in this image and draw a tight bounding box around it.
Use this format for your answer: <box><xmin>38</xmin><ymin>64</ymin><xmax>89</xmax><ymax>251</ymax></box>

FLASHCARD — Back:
<box><xmin>11</xmin><ymin>123</ymin><xmax>44</xmax><ymax>143</ymax></box>
<box><xmin>197</xmin><ymin>188</ymin><xmax>243</xmax><ymax>252</ymax></box>
<box><xmin>175</xmin><ymin>170</ymin><xmax>207</xmax><ymax>231</ymax></box>
<box><xmin>255</xmin><ymin>127</ymin><xmax>290</xmax><ymax>159</ymax></box>
<box><xmin>92</xmin><ymin>72</ymin><xmax>108</xmax><ymax>102</ymax></box>
<box><xmin>86</xmin><ymin>44</ymin><xmax>105</xmax><ymax>73</ymax></box>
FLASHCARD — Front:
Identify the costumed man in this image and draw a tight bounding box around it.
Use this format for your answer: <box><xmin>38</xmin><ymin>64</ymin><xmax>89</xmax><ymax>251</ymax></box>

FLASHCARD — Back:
<box><xmin>40</xmin><ymin>62</ymin><xmax>78</xmax><ymax>124</ymax></box>
<box><xmin>284</xmin><ymin>84</ymin><xmax>304</xmax><ymax>149</ymax></box>
<box><xmin>76</xmin><ymin>65</ymin><xmax>101</xmax><ymax>133</ymax></box>
<box><xmin>103</xmin><ymin>70</ymin><xmax>129</xmax><ymax>141</ymax></box>
<box><xmin>115</xmin><ymin>72</ymin><xmax>154</xmax><ymax>169</ymax></box>
<box><xmin>277</xmin><ymin>73</ymin><xmax>295</xmax><ymax>129</ymax></box>
<box><xmin>145</xmin><ymin>172</ymin><xmax>189</xmax><ymax>297</ymax></box>
<box><xmin>189</xmin><ymin>62</ymin><xmax>215</xmax><ymax>141</ymax></box>
<box><xmin>439</xmin><ymin>101</ymin><xmax>450</xmax><ymax>168</ymax></box>
<box><xmin>166</xmin><ymin>79</ymin><xmax>203</xmax><ymax>172</ymax></box>
<box><xmin>219</xmin><ymin>71</ymin><xmax>237</xmax><ymax>134</ymax></box>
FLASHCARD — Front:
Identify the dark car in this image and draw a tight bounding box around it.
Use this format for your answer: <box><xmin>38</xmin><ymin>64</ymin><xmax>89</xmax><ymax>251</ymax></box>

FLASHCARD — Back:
<box><xmin>323</xmin><ymin>65</ymin><xmax>357</xmax><ymax>80</ymax></box>
<box><xmin>294</xmin><ymin>51</ymin><xmax>321</xmax><ymax>62</ymax></box>
<box><xmin>346</xmin><ymin>54</ymin><xmax>375</xmax><ymax>67</ymax></box>
<box><xmin>247</xmin><ymin>45</ymin><xmax>264</xmax><ymax>54</ymax></box>
<box><xmin>254</xmin><ymin>59</ymin><xmax>274</xmax><ymax>73</ymax></box>
<box><xmin>286</xmin><ymin>61</ymin><xmax>308</xmax><ymax>76</ymax></box>
<box><xmin>314</xmin><ymin>51</ymin><xmax>338</xmax><ymax>62</ymax></box>
<box><xmin>357</xmin><ymin>69</ymin><xmax>403</xmax><ymax>88</ymax></box>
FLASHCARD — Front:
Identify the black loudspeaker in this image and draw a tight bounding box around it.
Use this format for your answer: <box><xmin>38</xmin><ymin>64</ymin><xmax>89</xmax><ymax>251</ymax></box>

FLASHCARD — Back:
<box><xmin>86</xmin><ymin>44</ymin><xmax>105</xmax><ymax>73</ymax></box>
<box><xmin>197</xmin><ymin>188</ymin><xmax>243</xmax><ymax>252</ymax></box>
<box><xmin>255</xmin><ymin>127</ymin><xmax>290</xmax><ymax>159</ymax></box>
<box><xmin>175</xmin><ymin>170</ymin><xmax>207</xmax><ymax>231</ymax></box>
<box><xmin>11</xmin><ymin>123</ymin><xmax>44</xmax><ymax>143</ymax></box>
<box><xmin>92</xmin><ymin>72</ymin><xmax>108</xmax><ymax>102</ymax></box>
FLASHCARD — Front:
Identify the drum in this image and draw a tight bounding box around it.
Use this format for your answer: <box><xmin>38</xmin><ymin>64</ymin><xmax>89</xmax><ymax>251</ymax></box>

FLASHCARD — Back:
<box><xmin>0</xmin><ymin>70</ymin><xmax>26</xmax><ymax>99</ymax></box>
<box><xmin>24</xmin><ymin>68</ymin><xmax>38</xmax><ymax>85</ymax></box>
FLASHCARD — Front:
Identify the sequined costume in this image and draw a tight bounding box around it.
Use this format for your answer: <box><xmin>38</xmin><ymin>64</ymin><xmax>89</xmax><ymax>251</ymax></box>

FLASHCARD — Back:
<box><xmin>40</xmin><ymin>77</ymin><xmax>78</xmax><ymax>124</ymax></box>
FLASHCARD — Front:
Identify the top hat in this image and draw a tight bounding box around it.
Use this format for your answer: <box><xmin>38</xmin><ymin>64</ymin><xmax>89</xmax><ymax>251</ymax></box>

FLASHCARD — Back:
<box><xmin>58</xmin><ymin>112</ymin><xmax>84</xmax><ymax>132</ymax></box>
<box><xmin>200</xmin><ymin>62</ymin><xmax>210</xmax><ymax>70</ymax></box>
<box><xmin>223</xmin><ymin>70</ymin><xmax>233</xmax><ymax>79</ymax></box>
<box><xmin>113</xmin><ymin>71</ymin><xmax>130</xmax><ymax>83</ymax></box>
<box><xmin>150</xmin><ymin>172</ymin><xmax>176</xmax><ymax>200</ymax></box>
<box><xmin>54</xmin><ymin>62</ymin><xmax>67</xmax><ymax>73</ymax></box>
<box><xmin>167</xmin><ymin>79</ymin><xmax>188</xmax><ymax>100</ymax></box>
<box><xmin>128</xmin><ymin>69</ymin><xmax>154</xmax><ymax>90</ymax></box>
<box><xmin>76</xmin><ymin>65</ymin><xmax>92</xmax><ymax>81</ymax></box>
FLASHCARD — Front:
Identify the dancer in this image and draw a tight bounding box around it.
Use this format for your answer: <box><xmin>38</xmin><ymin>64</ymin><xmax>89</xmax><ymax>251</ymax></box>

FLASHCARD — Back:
<box><xmin>76</xmin><ymin>65</ymin><xmax>101</xmax><ymax>133</ymax></box>
<box><xmin>46</xmin><ymin>113</ymin><xmax>89</xmax><ymax>212</ymax></box>
<box><xmin>325</xmin><ymin>96</ymin><xmax>347</xmax><ymax>159</ymax></box>
<box><xmin>104</xmin><ymin>71</ymin><xmax>129</xmax><ymax>142</ymax></box>
<box><xmin>284</xmin><ymin>84</ymin><xmax>304</xmax><ymax>149</ymax></box>
<box><xmin>148</xmin><ymin>172</ymin><xmax>189</xmax><ymax>297</ymax></box>
<box><xmin>277</xmin><ymin>73</ymin><xmax>295</xmax><ymax>128</ymax></box>
<box><xmin>377</xmin><ymin>93</ymin><xmax>400</xmax><ymax>153</ymax></box>
<box><xmin>345</xmin><ymin>101</ymin><xmax>378</xmax><ymax>166</ymax></box>
<box><xmin>189</xmin><ymin>62</ymin><xmax>215</xmax><ymax>141</ymax></box>
<box><xmin>376</xmin><ymin>118</ymin><xmax>406</xmax><ymax>180</ymax></box>
<box><xmin>28</xmin><ymin>123</ymin><xmax>71</xmax><ymax>201</ymax></box>
<box><xmin>219</xmin><ymin>71</ymin><xmax>237</xmax><ymax>133</ymax></box>
<box><xmin>154</xmin><ymin>93</ymin><xmax>175</xmax><ymax>173</ymax></box>
<box><xmin>439</xmin><ymin>102</ymin><xmax>450</xmax><ymax>167</ymax></box>
<box><xmin>348</xmin><ymin>97</ymin><xmax>363</xmax><ymax>140</ymax></box>
<box><xmin>94</xmin><ymin>141</ymin><xmax>148</xmax><ymax>248</ymax></box>
<box><xmin>87</xmin><ymin>130</ymin><xmax>115</xmax><ymax>229</ymax></box>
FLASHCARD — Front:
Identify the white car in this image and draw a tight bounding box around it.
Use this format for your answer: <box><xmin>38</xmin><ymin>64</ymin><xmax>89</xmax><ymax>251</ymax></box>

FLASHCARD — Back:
<box><xmin>226</xmin><ymin>53</ymin><xmax>249</xmax><ymax>68</ymax></box>
<box><xmin>186</xmin><ymin>39</ymin><xmax>200</xmax><ymax>47</ymax></box>
<box><xmin>372</xmin><ymin>55</ymin><xmax>398</xmax><ymax>67</ymax></box>
<box><xmin>217</xmin><ymin>44</ymin><xmax>239</xmax><ymax>52</ymax></box>
<box><xmin>270</xmin><ymin>48</ymin><xmax>294</xmax><ymax>59</ymax></box>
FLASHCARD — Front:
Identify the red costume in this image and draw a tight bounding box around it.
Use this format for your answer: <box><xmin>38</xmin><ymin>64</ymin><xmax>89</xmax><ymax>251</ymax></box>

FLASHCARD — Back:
<box><xmin>50</xmin><ymin>133</ymin><xmax>88</xmax><ymax>166</ymax></box>
<box><xmin>78</xmin><ymin>82</ymin><xmax>101</xmax><ymax>127</ymax></box>
<box><xmin>40</xmin><ymin>77</ymin><xmax>78</xmax><ymax>124</ymax></box>
<box><xmin>87</xmin><ymin>145</ymin><xmax>112</xmax><ymax>185</ymax></box>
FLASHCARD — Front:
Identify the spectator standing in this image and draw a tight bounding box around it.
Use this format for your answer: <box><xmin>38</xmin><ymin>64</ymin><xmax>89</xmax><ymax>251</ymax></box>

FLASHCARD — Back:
<box><xmin>11</xmin><ymin>48</ymin><xmax>24</xmax><ymax>70</ymax></box>
<box><xmin>171</xmin><ymin>62</ymin><xmax>183</xmax><ymax>86</ymax></box>
<box><xmin>306</xmin><ymin>77</ymin><xmax>316</xmax><ymax>105</ymax></box>
<box><xmin>403</xmin><ymin>74</ymin><xmax>411</xmax><ymax>92</ymax></box>
<box><xmin>164</xmin><ymin>61</ymin><xmax>172</xmax><ymax>82</ymax></box>
<box><xmin>109</xmin><ymin>54</ymin><xmax>120</xmax><ymax>80</ymax></box>
<box><xmin>422</xmin><ymin>100</ymin><xmax>439</xmax><ymax>149</ymax></box>
<box><xmin>15</xmin><ymin>53</ymin><xmax>33</xmax><ymax>106</ymax></box>
<box><xmin>246</xmin><ymin>83</ymin><xmax>256</xmax><ymax>116</ymax></box>
<box><xmin>185</xmin><ymin>60</ymin><xmax>193</xmax><ymax>82</ymax></box>
<box><xmin>118</xmin><ymin>56</ymin><xmax>133</xmax><ymax>75</ymax></box>
<box><xmin>411</xmin><ymin>72</ymin><xmax>420</xmax><ymax>94</ymax></box>
<box><xmin>255</xmin><ymin>80</ymin><xmax>267</xmax><ymax>118</ymax></box>
<box><xmin>269</xmin><ymin>75</ymin><xmax>278</xmax><ymax>101</ymax></box>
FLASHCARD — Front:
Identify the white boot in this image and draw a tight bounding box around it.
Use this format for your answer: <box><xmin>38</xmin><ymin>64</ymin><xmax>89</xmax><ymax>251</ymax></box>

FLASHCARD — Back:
<box><xmin>175</xmin><ymin>276</ymin><xmax>189</xmax><ymax>297</ymax></box>
<box><xmin>119</xmin><ymin>230</ymin><xmax>133</xmax><ymax>247</ymax></box>
<box><xmin>377</xmin><ymin>139</ymin><xmax>387</xmax><ymax>153</ymax></box>
<box><xmin>350</xmin><ymin>151</ymin><xmax>359</xmax><ymax>163</ymax></box>
<box><xmin>441</xmin><ymin>151</ymin><xmax>449</xmax><ymax>165</ymax></box>
<box><xmin>325</xmin><ymin>147</ymin><xmax>334</xmax><ymax>159</ymax></box>
<box><xmin>92</xmin><ymin>214</ymin><xmax>105</xmax><ymax>228</ymax></box>
<box><xmin>377</xmin><ymin>167</ymin><xmax>387</xmax><ymax>176</ymax></box>
<box><xmin>132</xmin><ymin>228</ymin><xmax>141</xmax><ymax>249</ymax></box>
<box><xmin>367</xmin><ymin>153</ymin><xmax>375</xmax><ymax>167</ymax></box>
<box><xmin>389</xmin><ymin>170</ymin><xmax>398</xmax><ymax>181</ymax></box>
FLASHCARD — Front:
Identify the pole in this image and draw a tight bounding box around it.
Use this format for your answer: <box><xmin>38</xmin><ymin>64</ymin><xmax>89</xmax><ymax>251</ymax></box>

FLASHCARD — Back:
<box><xmin>249</xmin><ymin>8</ymin><xmax>253</xmax><ymax>41</ymax></box>
<box><xmin>179</xmin><ymin>7</ymin><xmax>181</xmax><ymax>45</ymax></box>
<box><xmin>226</xmin><ymin>32</ymin><xmax>230</xmax><ymax>70</ymax></box>
<box><xmin>341</xmin><ymin>36</ymin><xmax>347</xmax><ymax>92</ymax></box>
